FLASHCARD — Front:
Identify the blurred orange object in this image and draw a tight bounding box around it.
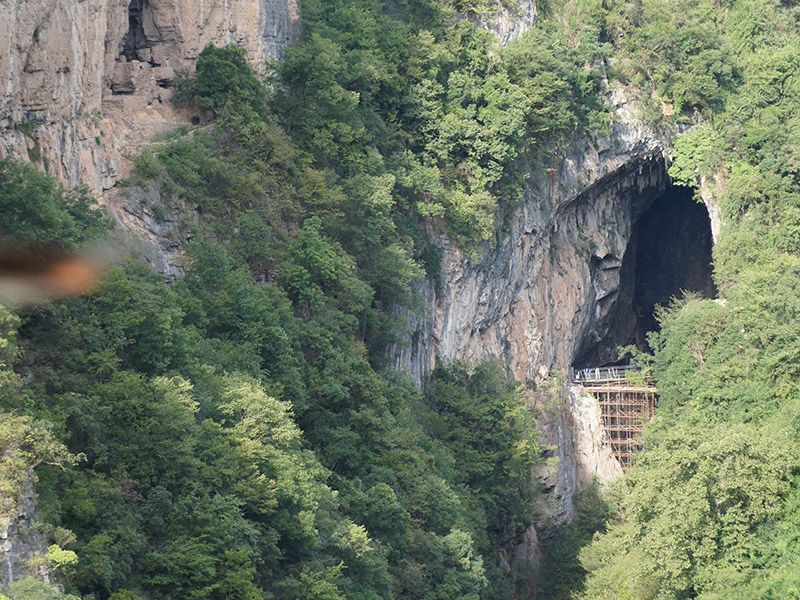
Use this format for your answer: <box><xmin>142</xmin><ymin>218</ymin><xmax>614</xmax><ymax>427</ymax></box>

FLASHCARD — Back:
<box><xmin>0</xmin><ymin>242</ymin><xmax>105</xmax><ymax>307</ymax></box>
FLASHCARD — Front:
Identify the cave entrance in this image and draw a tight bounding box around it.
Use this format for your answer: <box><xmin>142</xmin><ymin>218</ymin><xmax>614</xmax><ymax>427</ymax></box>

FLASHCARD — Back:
<box><xmin>574</xmin><ymin>182</ymin><xmax>716</xmax><ymax>368</ymax></box>
<box><xmin>121</xmin><ymin>0</ymin><xmax>152</xmax><ymax>63</ymax></box>
<box><xmin>631</xmin><ymin>184</ymin><xmax>716</xmax><ymax>345</ymax></box>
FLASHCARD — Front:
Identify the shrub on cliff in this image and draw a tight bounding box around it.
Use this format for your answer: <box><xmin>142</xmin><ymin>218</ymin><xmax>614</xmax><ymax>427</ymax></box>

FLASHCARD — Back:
<box><xmin>175</xmin><ymin>45</ymin><xmax>266</xmax><ymax>117</ymax></box>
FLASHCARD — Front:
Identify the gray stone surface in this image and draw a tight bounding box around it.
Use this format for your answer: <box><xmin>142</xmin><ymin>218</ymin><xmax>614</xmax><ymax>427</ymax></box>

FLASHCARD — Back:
<box><xmin>0</xmin><ymin>474</ymin><xmax>48</xmax><ymax>586</ymax></box>
<box><xmin>0</xmin><ymin>0</ymin><xmax>299</xmax><ymax>192</ymax></box>
<box><xmin>470</xmin><ymin>0</ymin><xmax>538</xmax><ymax>46</ymax></box>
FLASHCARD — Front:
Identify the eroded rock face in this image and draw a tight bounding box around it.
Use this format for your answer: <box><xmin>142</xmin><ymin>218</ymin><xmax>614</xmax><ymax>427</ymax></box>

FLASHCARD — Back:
<box><xmin>0</xmin><ymin>474</ymin><xmax>49</xmax><ymax>586</ymax></box>
<box><xmin>387</xmin><ymin>90</ymin><xmax>676</xmax><ymax>594</ymax></box>
<box><xmin>0</xmin><ymin>0</ymin><xmax>299</xmax><ymax>276</ymax></box>
<box><xmin>569</xmin><ymin>385</ymin><xmax>624</xmax><ymax>487</ymax></box>
<box><xmin>0</xmin><ymin>0</ymin><xmax>299</xmax><ymax>189</ymax></box>
<box><xmin>391</xmin><ymin>89</ymin><xmax>669</xmax><ymax>521</ymax></box>
<box><xmin>470</xmin><ymin>0</ymin><xmax>538</xmax><ymax>46</ymax></box>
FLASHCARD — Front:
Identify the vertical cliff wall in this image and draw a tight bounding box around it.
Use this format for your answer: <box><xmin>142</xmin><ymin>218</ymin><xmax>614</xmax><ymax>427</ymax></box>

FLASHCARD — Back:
<box><xmin>568</xmin><ymin>384</ymin><xmax>624</xmax><ymax>486</ymax></box>
<box><xmin>0</xmin><ymin>476</ymin><xmax>49</xmax><ymax>587</ymax></box>
<box><xmin>0</xmin><ymin>0</ymin><xmax>299</xmax><ymax>194</ymax></box>
<box><xmin>391</xmin><ymin>89</ymin><xmax>719</xmax><ymax>521</ymax></box>
<box><xmin>468</xmin><ymin>0</ymin><xmax>538</xmax><ymax>46</ymax></box>
<box><xmin>0</xmin><ymin>0</ymin><xmax>299</xmax><ymax>279</ymax></box>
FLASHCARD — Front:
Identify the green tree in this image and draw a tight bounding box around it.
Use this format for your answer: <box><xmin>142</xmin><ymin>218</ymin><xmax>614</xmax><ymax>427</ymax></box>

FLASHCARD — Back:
<box><xmin>0</xmin><ymin>158</ymin><xmax>107</xmax><ymax>247</ymax></box>
<box><xmin>176</xmin><ymin>45</ymin><xmax>266</xmax><ymax>116</ymax></box>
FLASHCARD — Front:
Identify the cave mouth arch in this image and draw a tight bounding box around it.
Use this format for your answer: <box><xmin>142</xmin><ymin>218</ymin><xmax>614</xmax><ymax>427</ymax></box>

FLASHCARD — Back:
<box><xmin>573</xmin><ymin>181</ymin><xmax>717</xmax><ymax>369</ymax></box>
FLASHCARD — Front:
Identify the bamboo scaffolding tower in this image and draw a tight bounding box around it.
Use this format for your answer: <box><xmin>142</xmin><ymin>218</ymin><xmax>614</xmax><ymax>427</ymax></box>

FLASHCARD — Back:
<box><xmin>572</xmin><ymin>366</ymin><xmax>658</xmax><ymax>469</ymax></box>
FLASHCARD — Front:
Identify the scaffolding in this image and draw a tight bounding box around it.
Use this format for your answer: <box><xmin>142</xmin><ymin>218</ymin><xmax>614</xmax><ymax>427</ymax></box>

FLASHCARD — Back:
<box><xmin>572</xmin><ymin>367</ymin><xmax>657</xmax><ymax>469</ymax></box>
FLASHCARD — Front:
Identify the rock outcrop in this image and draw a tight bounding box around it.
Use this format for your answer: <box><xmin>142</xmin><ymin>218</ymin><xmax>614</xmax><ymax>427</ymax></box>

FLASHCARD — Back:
<box><xmin>0</xmin><ymin>0</ymin><xmax>299</xmax><ymax>190</ymax></box>
<box><xmin>0</xmin><ymin>474</ymin><xmax>48</xmax><ymax>586</ymax></box>
<box><xmin>391</xmin><ymin>88</ymin><xmax>671</xmax><ymax>521</ymax></box>
<box><xmin>569</xmin><ymin>385</ymin><xmax>624</xmax><ymax>487</ymax></box>
<box><xmin>0</xmin><ymin>0</ymin><xmax>299</xmax><ymax>276</ymax></box>
<box><xmin>470</xmin><ymin>0</ymin><xmax>538</xmax><ymax>46</ymax></box>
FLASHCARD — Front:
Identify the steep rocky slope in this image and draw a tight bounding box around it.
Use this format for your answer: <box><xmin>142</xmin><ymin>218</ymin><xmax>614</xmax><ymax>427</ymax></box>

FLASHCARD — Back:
<box><xmin>391</xmin><ymin>90</ymin><xmax>716</xmax><ymax>520</ymax></box>
<box><xmin>0</xmin><ymin>0</ymin><xmax>299</xmax><ymax>278</ymax></box>
<box><xmin>0</xmin><ymin>0</ymin><xmax>299</xmax><ymax>193</ymax></box>
<box><xmin>0</xmin><ymin>0</ymin><xmax>716</xmax><ymax>553</ymax></box>
<box><xmin>468</xmin><ymin>0</ymin><xmax>537</xmax><ymax>45</ymax></box>
<box><xmin>0</xmin><ymin>476</ymin><xmax>47</xmax><ymax>588</ymax></box>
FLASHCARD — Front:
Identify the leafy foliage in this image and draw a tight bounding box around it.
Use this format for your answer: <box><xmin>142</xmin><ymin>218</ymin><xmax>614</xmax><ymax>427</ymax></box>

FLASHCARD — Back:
<box><xmin>175</xmin><ymin>46</ymin><xmax>266</xmax><ymax>116</ymax></box>
<box><xmin>577</xmin><ymin>0</ymin><xmax>800</xmax><ymax>596</ymax></box>
<box><xmin>0</xmin><ymin>33</ymin><xmax>546</xmax><ymax>594</ymax></box>
<box><xmin>7</xmin><ymin>0</ymin><xmax>800</xmax><ymax>596</ymax></box>
<box><xmin>424</xmin><ymin>362</ymin><xmax>539</xmax><ymax>553</ymax></box>
<box><xmin>0</xmin><ymin>159</ymin><xmax>108</xmax><ymax>248</ymax></box>
<box><xmin>270</xmin><ymin>0</ymin><xmax>604</xmax><ymax>246</ymax></box>
<box><xmin>538</xmin><ymin>483</ymin><xmax>611</xmax><ymax>599</ymax></box>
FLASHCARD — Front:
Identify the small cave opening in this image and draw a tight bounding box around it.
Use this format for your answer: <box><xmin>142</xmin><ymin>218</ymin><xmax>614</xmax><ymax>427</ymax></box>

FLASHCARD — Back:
<box><xmin>121</xmin><ymin>0</ymin><xmax>154</xmax><ymax>64</ymax></box>
<box><xmin>574</xmin><ymin>182</ymin><xmax>717</xmax><ymax>368</ymax></box>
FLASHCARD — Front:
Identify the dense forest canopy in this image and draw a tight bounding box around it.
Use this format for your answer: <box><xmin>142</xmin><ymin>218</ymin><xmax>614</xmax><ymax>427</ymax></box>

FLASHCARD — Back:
<box><xmin>1</xmin><ymin>0</ymin><xmax>800</xmax><ymax>598</ymax></box>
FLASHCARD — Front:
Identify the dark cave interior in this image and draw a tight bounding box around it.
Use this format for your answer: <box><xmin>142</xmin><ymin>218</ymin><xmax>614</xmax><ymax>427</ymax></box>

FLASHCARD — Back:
<box><xmin>121</xmin><ymin>0</ymin><xmax>151</xmax><ymax>63</ymax></box>
<box><xmin>574</xmin><ymin>183</ymin><xmax>717</xmax><ymax>368</ymax></box>
<box><xmin>632</xmin><ymin>185</ymin><xmax>716</xmax><ymax>342</ymax></box>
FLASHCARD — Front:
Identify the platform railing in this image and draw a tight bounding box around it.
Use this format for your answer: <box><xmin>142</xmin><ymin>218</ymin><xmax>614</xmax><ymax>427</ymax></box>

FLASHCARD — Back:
<box><xmin>570</xmin><ymin>364</ymin><xmax>639</xmax><ymax>383</ymax></box>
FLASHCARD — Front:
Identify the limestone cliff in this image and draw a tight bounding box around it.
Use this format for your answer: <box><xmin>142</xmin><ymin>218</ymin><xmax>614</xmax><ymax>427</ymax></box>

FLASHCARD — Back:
<box><xmin>391</xmin><ymin>88</ymin><xmax>680</xmax><ymax>521</ymax></box>
<box><xmin>0</xmin><ymin>0</ymin><xmax>299</xmax><ymax>193</ymax></box>
<box><xmin>568</xmin><ymin>385</ymin><xmax>624</xmax><ymax>487</ymax></box>
<box><xmin>468</xmin><ymin>0</ymin><xmax>538</xmax><ymax>46</ymax></box>
<box><xmin>0</xmin><ymin>474</ymin><xmax>49</xmax><ymax>586</ymax></box>
<box><xmin>0</xmin><ymin>0</ymin><xmax>298</xmax><ymax>277</ymax></box>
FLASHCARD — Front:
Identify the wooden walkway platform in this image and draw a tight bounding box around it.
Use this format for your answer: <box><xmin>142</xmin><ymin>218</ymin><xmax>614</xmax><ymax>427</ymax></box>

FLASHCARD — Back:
<box><xmin>572</xmin><ymin>366</ymin><xmax>657</xmax><ymax>469</ymax></box>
